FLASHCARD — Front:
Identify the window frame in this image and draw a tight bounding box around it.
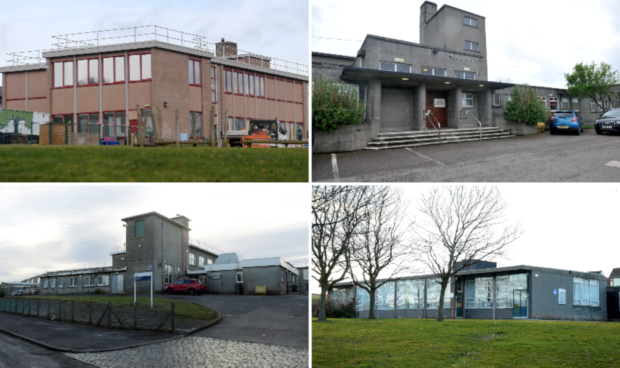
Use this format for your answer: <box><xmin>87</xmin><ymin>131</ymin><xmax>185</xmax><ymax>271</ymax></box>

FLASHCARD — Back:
<box><xmin>572</xmin><ymin>98</ymin><xmax>580</xmax><ymax>111</ymax></box>
<box><xmin>68</xmin><ymin>277</ymin><xmax>77</xmax><ymax>287</ymax></box>
<box><xmin>455</xmin><ymin>70</ymin><xmax>476</xmax><ymax>80</ymax></box>
<box><xmin>558</xmin><ymin>288</ymin><xmax>566</xmax><ymax>304</ymax></box>
<box><xmin>77</xmin><ymin>57</ymin><xmax>100</xmax><ymax>87</ymax></box>
<box><xmin>199</xmin><ymin>256</ymin><xmax>205</xmax><ymax>268</ymax></box>
<box><xmin>97</xmin><ymin>275</ymin><xmax>109</xmax><ymax>286</ymax></box>
<box><xmin>128</xmin><ymin>53</ymin><xmax>152</xmax><ymax>82</ymax></box>
<box><xmin>58</xmin><ymin>278</ymin><xmax>64</xmax><ymax>288</ymax></box>
<box><xmin>465</xmin><ymin>40</ymin><xmax>480</xmax><ymax>52</ymax></box>
<box><xmin>236</xmin><ymin>272</ymin><xmax>243</xmax><ymax>283</ymax></box>
<box><xmin>84</xmin><ymin>276</ymin><xmax>95</xmax><ymax>287</ymax></box>
<box><xmin>102</xmin><ymin>110</ymin><xmax>127</xmax><ymax>138</ymax></box>
<box><xmin>189</xmin><ymin>58</ymin><xmax>201</xmax><ymax>86</ymax></box>
<box><xmin>53</xmin><ymin>60</ymin><xmax>74</xmax><ymax>89</ymax></box>
<box><xmin>134</xmin><ymin>219</ymin><xmax>145</xmax><ymax>238</ymax></box>
<box><xmin>102</xmin><ymin>56</ymin><xmax>126</xmax><ymax>85</ymax></box>
<box><xmin>492</xmin><ymin>93</ymin><xmax>501</xmax><ymax>107</ymax></box>
<box><xmin>462</xmin><ymin>93</ymin><xmax>474</xmax><ymax>107</ymax></box>
<box><xmin>210</xmin><ymin>66</ymin><xmax>217</xmax><ymax>103</ymax></box>
<box><xmin>51</xmin><ymin>279</ymin><xmax>56</xmax><ymax>288</ymax></box>
<box><xmin>245</xmin><ymin>72</ymin><xmax>255</xmax><ymax>97</ymax></box>
<box><xmin>421</xmin><ymin>66</ymin><xmax>447</xmax><ymax>77</ymax></box>
<box><xmin>224</xmin><ymin>69</ymin><xmax>233</xmax><ymax>94</ymax></box>
<box><xmin>549</xmin><ymin>97</ymin><xmax>559</xmax><ymax>112</ymax></box>
<box><xmin>77</xmin><ymin>112</ymin><xmax>101</xmax><ymax>134</ymax></box>
<box><xmin>464</xmin><ymin>16</ymin><xmax>478</xmax><ymax>28</ymax></box>
<box><xmin>189</xmin><ymin>253</ymin><xmax>196</xmax><ymax>266</ymax></box>
<box><xmin>44</xmin><ymin>279</ymin><xmax>48</xmax><ymax>288</ymax></box>
<box><xmin>379</xmin><ymin>62</ymin><xmax>412</xmax><ymax>73</ymax></box>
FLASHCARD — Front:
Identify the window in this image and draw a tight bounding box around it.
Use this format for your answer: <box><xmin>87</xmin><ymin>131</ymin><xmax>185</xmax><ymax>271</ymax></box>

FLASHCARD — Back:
<box><xmin>58</xmin><ymin>279</ymin><xmax>64</xmax><ymax>288</ymax></box>
<box><xmin>103</xmin><ymin>56</ymin><xmax>125</xmax><ymax>84</ymax></box>
<box><xmin>51</xmin><ymin>279</ymin><xmax>56</xmax><ymax>288</ymax></box>
<box><xmin>465</xmin><ymin>40</ymin><xmax>479</xmax><ymax>52</ymax></box>
<box><xmin>302</xmin><ymin>269</ymin><xmax>308</xmax><ymax>280</ymax></box>
<box><xmin>212</xmin><ymin>272</ymin><xmax>221</xmax><ymax>279</ymax></box>
<box><xmin>84</xmin><ymin>277</ymin><xmax>95</xmax><ymax>287</ymax></box>
<box><xmin>356</xmin><ymin>287</ymin><xmax>371</xmax><ymax>311</ymax></box>
<box><xmin>135</xmin><ymin>219</ymin><xmax>145</xmax><ymax>237</ymax></box>
<box><xmin>493</xmin><ymin>93</ymin><xmax>501</xmax><ymax>107</ymax></box>
<box><xmin>396</xmin><ymin>279</ymin><xmax>425</xmax><ymax>309</ymax></box>
<box><xmin>207</xmin><ymin>259</ymin><xmax>213</xmax><ymax>265</ymax></box>
<box><xmin>494</xmin><ymin>274</ymin><xmax>527</xmax><ymax>308</ymax></box>
<box><xmin>189</xmin><ymin>59</ymin><xmax>201</xmax><ymax>85</ymax></box>
<box><xmin>281</xmin><ymin>270</ymin><xmax>284</xmax><ymax>282</ymax></box>
<box><xmin>421</xmin><ymin>67</ymin><xmax>447</xmax><ymax>77</ymax></box>
<box><xmin>464</xmin><ymin>16</ymin><xmax>478</xmax><ymax>27</ymax></box>
<box><xmin>77</xmin><ymin>113</ymin><xmax>100</xmax><ymax>134</ymax></box>
<box><xmin>426</xmin><ymin>279</ymin><xmax>450</xmax><ymax>309</ymax></box>
<box><xmin>465</xmin><ymin>277</ymin><xmax>493</xmax><ymax>308</ymax></box>
<box><xmin>505</xmin><ymin>94</ymin><xmax>512</xmax><ymax>110</ymax></box>
<box><xmin>572</xmin><ymin>98</ymin><xmax>580</xmax><ymax>111</ymax></box>
<box><xmin>53</xmin><ymin>61</ymin><xmax>74</xmax><ymax>88</ymax></box>
<box><xmin>44</xmin><ymin>279</ymin><xmax>48</xmax><ymax>288</ymax></box>
<box><xmin>97</xmin><ymin>275</ymin><xmax>109</xmax><ymax>286</ymax></box>
<box><xmin>164</xmin><ymin>264</ymin><xmax>173</xmax><ymax>285</ymax></box>
<box><xmin>539</xmin><ymin>96</ymin><xmax>547</xmax><ymax>109</ymax></box>
<box><xmin>332</xmin><ymin>287</ymin><xmax>354</xmax><ymax>304</ymax></box>
<box><xmin>549</xmin><ymin>97</ymin><xmax>558</xmax><ymax>111</ymax></box>
<box><xmin>199</xmin><ymin>256</ymin><xmax>205</xmax><ymax>268</ymax></box>
<box><xmin>380</xmin><ymin>62</ymin><xmax>411</xmax><ymax>73</ymax></box>
<box><xmin>245</xmin><ymin>73</ymin><xmax>254</xmax><ymax>96</ymax></box>
<box><xmin>462</xmin><ymin>93</ymin><xmax>474</xmax><ymax>107</ymax></box>
<box><xmin>236</xmin><ymin>272</ymin><xmax>243</xmax><ymax>283</ymax></box>
<box><xmin>590</xmin><ymin>99</ymin><xmax>597</xmax><ymax>112</ymax></box>
<box><xmin>574</xmin><ymin>278</ymin><xmax>599</xmax><ymax>307</ymax></box>
<box><xmin>375</xmin><ymin>282</ymin><xmax>395</xmax><ymax>310</ymax></box>
<box><xmin>102</xmin><ymin>111</ymin><xmax>126</xmax><ymax>138</ymax></box>
<box><xmin>190</xmin><ymin>112</ymin><xmax>202</xmax><ymax>138</ymax></box>
<box><xmin>455</xmin><ymin>71</ymin><xmax>475</xmax><ymax>79</ymax></box>
<box><xmin>77</xmin><ymin>58</ymin><xmax>99</xmax><ymax>86</ymax></box>
<box><xmin>234</xmin><ymin>117</ymin><xmax>247</xmax><ymax>130</ymax></box>
<box><xmin>559</xmin><ymin>288</ymin><xmax>566</xmax><ymax>305</ymax></box>
<box><xmin>211</xmin><ymin>66</ymin><xmax>217</xmax><ymax>103</ymax></box>
<box><xmin>189</xmin><ymin>253</ymin><xmax>195</xmax><ymax>266</ymax></box>
<box><xmin>69</xmin><ymin>277</ymin><xmax>77</xmax><ymax>287</ymax></box>
<box><xmin>561</xmin><ymin>98</ymin><xmax>570</xmax><ymax>110</ymax></box>
<box><xmin>224</xmin><ymin>70</ymin><xmax>233</xmax><ymax>93</ymax></box>
<box><xmin>129</xmin><ymin>54</ymin><xmax>151</xmax><ymax>81</ymax></box>
<box><xmin>257</xmin><ymin>75</ymin><xmax>266</xmax><ymax>97</ymax></box>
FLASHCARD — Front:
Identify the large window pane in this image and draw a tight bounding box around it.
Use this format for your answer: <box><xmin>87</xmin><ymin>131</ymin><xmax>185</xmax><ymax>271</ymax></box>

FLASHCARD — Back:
<box><xmin>89</xmin><ymin>113</ymin><xmax>99</xmax><ymax>135</ymax></box>
<box><xmin>103</xmin><ymin>112</ymin><xmax>115</xmax><ymax>137</ymax></box>
<box><xmin>89</xmin><ymin>59</ymin><xmax>98</xmax><ymax>84</ymax></box>
<box><xmin>574</xmin><ymin>279</ymin><xmax>582</xmax><ymax>305</ymax></box>
<box><xmin>244</xmin><ymin>74</ymin><xmax>249</xmax><ymax>94</ymax></box>
<box><xmin>54</xmin><ymin>63</ymin><xmax>63</xmax><ymax>87</ymax></box>
<box><xmin>591</xmin><ymin>280</ymin><xmax>599</xmax><ymax>306</ymax></box>
<box><xmin>116</xmin><ymin>112</ymin><xmax>126</xmax><ymax>137</ymax></box>
<box><xmin>375</xmin><ymin>282</ymin><xmax>395</xmax><ymax>310</ymax></box>
<box><xmin>190</xmin><ymin>112</ymin><xmax>202</xmax><ymax>137</ymax></box>
<box><xmin>188</xmin><ymin>59</ymin><xmax>194</xmax><ymax>84</ymax></box>
<box><xmin>103</xmin><ymin>58</ymin><xmax>113</xmax><ymax>83</ymax></box>
<box><xmin>64</xmin><ymin>61</ymin><xmax>73</xmax><ymax>86</ymax></box>
<box><xmin>77</xmin><ymin>59</ymin><xmax>88</xmax><ymax>86</ymax></box>
<box><xmin>396</xmin><ymin>64</ymin><xmax>410</xmax><ymax>73</ymax></box>
<box><xmin>129</xmin><ymin>55</ymin><xmax>140</xmax><ymax>81</ymax></box>
<box><xmin>142</xmin><ymin>54</ymin><xmax>151</xmax><ymax>79</ymax></box>
<box><xmin>63</xmin><ymin>114</ymin><xmax>73</xmax><ymax>126</ymax></box>
<box><xmin>380</xmin><ymin>62</ymin><xmax>394</xmax><ymax>71</ymax></box>
<box><xmin>78</xmin><ymin>114</ymin><xmax>88</xmax><ymax>133</ymax></box>
<box><xmin>356</xmin><ymin>287</ymin><xmax>370</xmax><ymax>311</ymax></box>
<box><xmin>194</xmin><ymin>60</ymin><xmax>200</xmax><ymax>84</ymax></box>
<box><xmin>115</xmin><ymin>57</ymin><xmax>125</xmax><ymax>82</ymax></box>
<box><xmin>233</xmin><ymin>72</ymin><xmax>238</xmax><ymax>93</ymax></box>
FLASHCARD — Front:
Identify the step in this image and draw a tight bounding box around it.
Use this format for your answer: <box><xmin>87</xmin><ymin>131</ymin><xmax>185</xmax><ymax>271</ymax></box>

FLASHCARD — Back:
<box><xmin>377</xmin><ymin>127</ymin><xmax>499</xmax><ymax>137</ymax></box>
<box><xmin>373</xmin><ymin>130</ymin><xmax>509</xmax><ymax>142</ymax></box>
<box><xmin>367</xmin><ymin>132</ymin><xmax>513</xmax><ymax>147</ymax></box>
<box><xmin>363</xmin><ymin>134</ymin><xmax>515</xmax><ymax>150</ymax></box>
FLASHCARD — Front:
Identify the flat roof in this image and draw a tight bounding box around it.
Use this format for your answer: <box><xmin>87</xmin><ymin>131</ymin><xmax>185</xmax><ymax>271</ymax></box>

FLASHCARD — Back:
<box><xmin>211</xmin><ymin>57</ymin><xmax>308</xmax><ymax>81</ymax></box>
<box><xmin>0</xmin><ymin>63</ymin><xmax>47</xmax><ymax>74</ymax></box>
<box><xmin>426</xmin><ymin>4</ymin><xmax>486</xmax><ymax>24</ymax></box>
<box><xmin>39</xmin><ymin>266</ymin><xmax>127</xmax><ymax>278</ymax></box>
<box><xmin>340</xmin><ymin>66</ymin><xmax>514</xmax><ymax>92</ymax></box>
<box><xmin>312</xmin><ymin>52</ymin><xmax>355</xmax><ymax>60</ymax></box>
<box><xmin>188</xmin><ymin>243</ymin><xmax>219</xmax><ymax>257</ymax></box>
<box><xmin>42</xmin><ymin>40</ymin><xmax>214</xmax><ymax>60</ymax></box>
<box><xmin>121</xmin><ymin>211</ymin><xmax>191</xmax><ymax>230</ymax></box>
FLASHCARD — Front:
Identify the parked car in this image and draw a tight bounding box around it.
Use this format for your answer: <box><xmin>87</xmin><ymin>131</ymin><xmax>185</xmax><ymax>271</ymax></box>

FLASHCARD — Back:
<box><xmin>550</xmin><ymin>111</ymin><xmax>583</xmax><ymax>135</ymax></box>
<box><xmin>11</xmin><ymin>290</ymin><xmax>24</xmax><ymax>296</ymax></box>
<box><xmin>595</xmin><ymin>108</ymin><xmax>620</xmax><ymax>134</ymax></box>
<box><xmin>164</xmin><ymin>279</ymin><xmax>206</xmax><ymax>295</ymax></box>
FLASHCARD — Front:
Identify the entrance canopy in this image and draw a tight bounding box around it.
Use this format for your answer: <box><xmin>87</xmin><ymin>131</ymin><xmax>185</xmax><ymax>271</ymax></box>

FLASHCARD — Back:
<box><xmin>340</xmin><ymin>66</ymin><xmax>514</xmax><ymax>92</ymax></box>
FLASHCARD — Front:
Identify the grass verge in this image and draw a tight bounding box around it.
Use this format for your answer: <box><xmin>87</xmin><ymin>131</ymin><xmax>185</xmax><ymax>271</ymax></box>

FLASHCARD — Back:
<box><xmin>313</xmin><ymin>318</ymin><xmax>620</xmax><ymax>367</ymax></box>
<box><xmin>18</xmin><ymin>296</ymin><xmax>218</xmax><ymax>322</ymax></box>
<box><xmin>0</xmin><ymin>146</ymin><xmax>308</xmax><ymax>182</ymax></box>
<box><xmin>583</xmin><ymin>125</ymin><xmax>595</xmax><ymax>129</ymax></box>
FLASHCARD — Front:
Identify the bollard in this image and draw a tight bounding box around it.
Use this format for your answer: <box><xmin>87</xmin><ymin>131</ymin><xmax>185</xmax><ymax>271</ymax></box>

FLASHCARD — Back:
<box><xmin>175</xmin><ymin>110</ymin><xmax>180</xmax><ymax>148</ymax></box>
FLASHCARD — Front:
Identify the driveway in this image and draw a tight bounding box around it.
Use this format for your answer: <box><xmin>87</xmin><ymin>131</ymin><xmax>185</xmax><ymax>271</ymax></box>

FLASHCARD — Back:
<box><xmin>313</xmin><ymin>129</ymin><xmax>620</xmax><ymax>182</ymax></box>
<box><xmin>155</xmin><ymin>293</ymin><xmax>309</xmax><ymax>349</ymax></box>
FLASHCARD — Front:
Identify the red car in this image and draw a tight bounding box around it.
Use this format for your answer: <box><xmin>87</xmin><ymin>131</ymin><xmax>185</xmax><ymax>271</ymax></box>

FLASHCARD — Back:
<box><xmin>164</xmin><ymin>279</ymin><xmax>206</xmax><ymax>295</ymax></box>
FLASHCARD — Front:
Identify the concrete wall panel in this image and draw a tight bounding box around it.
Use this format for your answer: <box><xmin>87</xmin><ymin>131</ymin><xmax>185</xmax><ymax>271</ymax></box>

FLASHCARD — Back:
<box><xmin>28</xmin><ymin>99</ymin><xmax>48</xmax><ymax>113</ymax></box>
<box><xmin>128</xmin><ymin>82</ymin><xmax>151</xmax><ymax>110</ymax></box>
<box><xmin>102</xmin><ymin>84</ymin><xmax>125</xmax><ymax>112</ymax></box>
<box><xmin>151</xmin><ymin>48</ymin><xmax>189</xmax><ymax>138</ymax></box>
<box><xmin>266</xmin><ymin>77</ymin><xmax>276</xmax><ymax>99</ymax></box>
<box><xmin>189</xmin><ymin>86</ymin><xmax>202</xmax><ymax>112</ymax></box>
<box><xmin>245</xmin><ymin>98</ymin><xmax>256</xmax><ymax>119</ymax></box>
<box><xmin>51</xmin><ymin>88</ymin><xmax>73</xmax><ymax>115</ymax></box>
<box><xmin>6</xmin><ymin>72</ymin><xmax>26</xmax><ymax>100</ymax></box>
<box><xmin>28</xmin><ymin>71</ymin><xmax>47</xmax><ymax>98</ymax></box>
<box><xmin>6</xmin><ymin>100</ymin><xmax>26</xmax><ymax>110</ymax></box>
<box><xmin>77</xmin><ymin>86</ymin><xmax>100</xmax><ymax>113</ymax></box>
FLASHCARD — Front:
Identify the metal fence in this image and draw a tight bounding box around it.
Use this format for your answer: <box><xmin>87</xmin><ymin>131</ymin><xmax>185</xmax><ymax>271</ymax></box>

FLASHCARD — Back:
<box><xmin>0</xmin><ymin>298</ymin><xmax>176</xmax><ymax>332</ymax></box>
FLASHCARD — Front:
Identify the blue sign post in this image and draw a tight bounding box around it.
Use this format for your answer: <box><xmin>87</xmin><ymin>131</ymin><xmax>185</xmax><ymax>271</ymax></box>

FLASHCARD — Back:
<box><xmin>134</xmin><ymin>271</ymin><xmax>153</xmax><ymax>308</ymax></box>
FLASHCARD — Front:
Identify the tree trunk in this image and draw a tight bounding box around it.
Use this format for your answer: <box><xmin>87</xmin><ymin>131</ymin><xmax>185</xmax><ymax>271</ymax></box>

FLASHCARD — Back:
<box><xmin>318</xmin><ymin>286</ymin><xmax>328</xmax><ymax>321</ymax></box>
<box><xmin>436</xmin><ymin>281</ymin><xmax>448</xmax><ymax>322</ymax></box>
<box><xmin>368</xmin><ymin>289</ymin><xmax>376</xmax><ymax>319</ymax></box>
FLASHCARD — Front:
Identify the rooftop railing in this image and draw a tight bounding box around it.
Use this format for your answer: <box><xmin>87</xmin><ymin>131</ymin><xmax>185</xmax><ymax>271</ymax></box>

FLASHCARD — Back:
<box><xmin>6</xmin><ymin>25</ymin><xmax>307</xmax><ymax>76</ymax></box>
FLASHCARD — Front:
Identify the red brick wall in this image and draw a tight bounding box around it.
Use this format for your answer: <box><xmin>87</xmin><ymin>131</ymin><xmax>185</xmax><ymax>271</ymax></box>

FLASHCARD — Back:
<box><xmin>151</xmin><ymin>48</ymin><xmax>190</xmax><ymax>138</ymax></box>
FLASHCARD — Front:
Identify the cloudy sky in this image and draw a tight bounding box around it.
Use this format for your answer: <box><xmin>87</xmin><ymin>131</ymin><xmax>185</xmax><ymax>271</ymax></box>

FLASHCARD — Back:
<box><xmin>312</xmin><ymin>0</ymin><xmax>620</xmax><ymax>89</ymax></box>
<box><xmin>311</xmin><ymin>183</ymin><xmax>620</xmax><ymax>292</ymax></box>
<box><xmin>0</xmin><ymin>184</ymin><xmax>309</xmax><ymax>283</ymax></box>
<box><xmin>0</xmin><ymin>0</ymin><xmax>308</xmax><ymax>85</ymax></box>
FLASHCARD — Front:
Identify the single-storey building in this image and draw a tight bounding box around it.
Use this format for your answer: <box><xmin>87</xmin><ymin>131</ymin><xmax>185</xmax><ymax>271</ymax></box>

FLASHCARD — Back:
<box><xmin>331</xmin><ymin>262</ymin><xmax>609</xmax><ymax>321</ymax></box>
<box><xmin>609</xmin><ymin>268</ymin><xmax>620</xmax><ymax>286</ymax></box>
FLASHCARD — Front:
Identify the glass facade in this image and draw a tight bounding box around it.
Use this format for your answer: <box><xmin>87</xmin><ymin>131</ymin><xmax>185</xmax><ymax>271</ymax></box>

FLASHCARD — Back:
<box><xmin>375</xmin><ymin>282</ymin><xmax>395</xmax><ymax>310</ymax></box>
<box><xmin>396</xmin><ymin>279</ymin><xmax>425</xmax><ymax>309</ymax></box>
<box><xmin>426</xmin><ymin>279</ymin><xmax>450</xmax><ymax>309</ymax></box>
<box><xmin>465</xmin><ymin>273</ymin><xmax>527</xmax><ymax>309</ymax></box>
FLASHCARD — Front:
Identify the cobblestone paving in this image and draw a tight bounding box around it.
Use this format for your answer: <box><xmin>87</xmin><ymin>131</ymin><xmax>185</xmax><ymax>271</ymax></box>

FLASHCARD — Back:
<box><xmin>66</xmin><ymin>336</ymin><xmax>309</xmax><ymax>368</ymax></box>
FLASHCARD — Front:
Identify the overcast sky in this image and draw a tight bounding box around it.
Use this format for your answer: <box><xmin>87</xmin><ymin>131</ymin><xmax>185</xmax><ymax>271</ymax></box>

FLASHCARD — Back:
<box><xmin>0</xmin><ymin>184</ymin><xmax>309</xmax><ymax>283</ymax></box>
<box><xmin>312</xmin><ymin>0</ymin><xmax>620</xmax><ymax>89</ymax></box>
<box><xmin>311</xmin><ymin>184</ymin><xmax>620</xmax><ymax>292</ymax></box>
<box><xmin>0</xmin><ymin>0</ymin><xmax>308</xmax><ymax>86</ymax></box>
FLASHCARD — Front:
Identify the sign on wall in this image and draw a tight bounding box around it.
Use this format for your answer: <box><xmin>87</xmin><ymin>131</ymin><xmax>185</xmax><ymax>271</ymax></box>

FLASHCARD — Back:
<box><xmin>464</xmin><ymin>67</ymin><xmax>471</xmax><ymax>71</ymax></box>
<box><xmin>434</xmin><ymin>99</ymin><xmax>446</xmax><ymax>108</ymax></box>
<box><xmin>394</xmin><ymin>58</ymin><xmax>404</xmax><ymax>62</ymax></box>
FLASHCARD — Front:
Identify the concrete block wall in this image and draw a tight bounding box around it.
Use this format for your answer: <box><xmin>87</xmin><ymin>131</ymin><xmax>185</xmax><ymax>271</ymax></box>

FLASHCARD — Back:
<box><xmin>151</xmin><ymin>48</ymin><xmax>190</xmax><ymax>138</ymax></box>
<box><xmin>187</xmin><ymin>247</ymin><xmax>217</xmax><ymax>272</ymax></box>
<box><xmin>39</xmin><ymin>273</ymin><xmax>114</xmax><ymax>295</ymax></box>
<box><xmin>242</xmin><ymin>266</ymin><xmax>283</xmax><ymax>295</ymax></box>
<box><xmin>380</xmin><ymin>87</ymin><xmax>414</xmax><ymax>131</ymax></box>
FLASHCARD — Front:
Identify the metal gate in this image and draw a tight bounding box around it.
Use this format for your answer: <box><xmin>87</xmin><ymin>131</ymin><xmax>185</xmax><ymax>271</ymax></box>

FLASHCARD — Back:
<box><xmin>207</xmin><ymin>277</ymin><xmax>223</xmax><ymax>293</ymax></box>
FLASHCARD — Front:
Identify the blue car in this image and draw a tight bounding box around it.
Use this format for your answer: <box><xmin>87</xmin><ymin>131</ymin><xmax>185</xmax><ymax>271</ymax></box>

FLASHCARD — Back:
<box><xmin>550</xmin><ymin>111</ymin><xmax>584</xmax><ymax>135</ymax></box>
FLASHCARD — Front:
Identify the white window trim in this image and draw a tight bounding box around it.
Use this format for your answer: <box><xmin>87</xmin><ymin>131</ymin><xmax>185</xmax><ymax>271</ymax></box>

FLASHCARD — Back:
<box><xmin>462</xmin><ymin>93</ymin><xmax>474</xmax><ymax>107</ymax></box>
<box><xmin>465</xmin><ymin>40</ymin><xmax>479</xmax><ymax>52</ymax></box>
<box><xmin>50</xmin><ymin>279</ymin><xmax>56</xmax><ymax>288</ymax></box>
<box><xmin>68</xmin><ymin>277</ymin><xmax>77</xmax><ymax>287</ymax></box>
<box><xmin>464</xmin><ymin>16</ymin><xmax>478</xmax><ymax>27</ymax></box>
<box><xmin>236</xmin><ymin>272</ymin><xmax>243</xmax><ymax>283</ymax></box>
<box><xmin>97</xmin><ymin>275</ymin><xmax>109</xmax><ymax>286</ymax></box>
<box><xmin>58</xmin><ymin>279</ymin><xmax>64</xmax><ymax>288</ymax></box>
<box><xmin>44</xmin><ymin>279</ymin><xmax>48</xmax><ymax>288</ymax></box>
<box><xmin>84</xmin><ymin>276</ymin><xmax>95</xmax><ymax>287</ymax></box>
<box><xmin>380</xmin><ymin>61</ymin><xmax>412</xmax><ymax>73</ymax></box>
<box><xmin>558</xmin><ymin>288</ymin><xmax>566</xmax><ymax>304</ymax></box>
<box><xmin>189</xmin><ymin>253</ymin><xmax>196</xmax><ymax>266</ymax></box>
<box><xmin>492</xmin><ymin>93</ymin><xmax>501</xmax><ymax>107</ymax></box>
<box><xmin>572</xmin><ymin>98</ymin><xmax>580</xmax><ymax>111</ymax></box>
<box><xmin>199</xmin><ymin>256</ymin><xmax>205</xmax><ymax>268</ymax></box>
<box><xmin>421</xmin><ymin>67</ymin><xmax>447</xmax><ymax>77</ymax></box>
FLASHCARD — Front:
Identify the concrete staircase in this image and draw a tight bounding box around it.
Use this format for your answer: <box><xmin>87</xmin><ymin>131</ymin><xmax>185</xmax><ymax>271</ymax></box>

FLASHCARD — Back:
<box><xmin>363</xmin><ymin>127</ymin><xmax>514</xmax><ymax>151</ymax></box>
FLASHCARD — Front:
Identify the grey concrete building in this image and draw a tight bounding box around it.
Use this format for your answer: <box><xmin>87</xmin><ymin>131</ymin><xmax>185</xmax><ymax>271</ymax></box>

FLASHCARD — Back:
<box><xmin>312</xmin><ymin>1</ymin><xmax>620</xmax><ymax>153</ymax></box>
<box><xmin>36</xmin><ymin>211</ymin><xmax>299</xmax><ymax>296</ymax></box>
<box><xmin>331</xmin><ymin>262</ymin><xmax>609</xmax><ymax>321</ymax></box>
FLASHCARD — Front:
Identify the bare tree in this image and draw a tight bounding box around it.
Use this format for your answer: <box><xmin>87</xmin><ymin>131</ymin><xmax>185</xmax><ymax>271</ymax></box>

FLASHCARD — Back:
<box><xmin>409</xmin><ymin>186</ymin><xmax>521</xmax><ymax>322</ymax></box>
<box><xmin>348</xmin><ymin>186</ymin><xmax>408</xmax><ymax>319</ymax></box>
<box><xmin>312</xmin><ymin>185</ymin><xmax>372</xmax><ymax>322</ymax></box>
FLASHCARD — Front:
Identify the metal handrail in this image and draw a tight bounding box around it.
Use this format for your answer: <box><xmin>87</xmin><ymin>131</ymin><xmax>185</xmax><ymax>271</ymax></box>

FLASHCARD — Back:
<box><xmin>465</xmin><ymin>111</ymin><xmax>483</xmax><ymax>141</ymax></box>
<box><xmin>425</xmin><ymin>110</ymin><xmax>442</xmax><ymax>142</ymax></box>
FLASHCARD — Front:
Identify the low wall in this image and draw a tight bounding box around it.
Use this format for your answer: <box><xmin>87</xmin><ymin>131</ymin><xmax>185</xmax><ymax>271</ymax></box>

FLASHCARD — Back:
<box><xmin>313</xmin><ymin>123</ymin><xmax>376</xmax><ymax>154</ymax></box>
<box><xmin>496</xmin><ymin>118</ymin><xmax>540</xmax><ymax>136</ymax></box>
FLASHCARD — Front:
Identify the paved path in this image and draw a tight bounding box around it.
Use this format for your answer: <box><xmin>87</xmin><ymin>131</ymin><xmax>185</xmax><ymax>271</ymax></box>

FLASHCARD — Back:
<box><xmin>313</xmin><ymin>129</ymin><xmax>620</xmax><ymax>182</ymax></box>
<box><xmin>0</xmin><ymin>332</ymin><xmax>95</xmax><ymax>368</ymax></box>
<box><xmin>66</xmin><ymin>336</ymin><xmax>308</xmax><ymax>368</ymax></box>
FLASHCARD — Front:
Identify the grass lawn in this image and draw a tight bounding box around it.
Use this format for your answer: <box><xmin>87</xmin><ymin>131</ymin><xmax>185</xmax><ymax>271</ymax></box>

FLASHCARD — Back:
<box><xmin>0</xmin><ymin>145</ymin><xmax>308</xmax><ymax>182</ymax></box>
<box><xmin>584</xmin><ymin>125</ymin><xmax>595</xmax><ymax>129</ymax></box>
<box><xmin>313</xmin><ymin>318</ymin><xmax>620</xmax><ymax>367</ymax></box>
<box><xmin>18</xmin><ymin>296</ymin><xmax>218</xmax><ymax>322</ymax></box>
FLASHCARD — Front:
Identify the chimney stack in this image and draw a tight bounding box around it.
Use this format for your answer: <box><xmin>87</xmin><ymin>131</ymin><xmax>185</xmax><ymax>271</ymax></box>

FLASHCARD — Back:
<box><xmin>216</xmin><ymin>38</ymin><xmax>238</xmax><ymax>57</ymax></box>
<box><xmin>419</xmin><ymin>1</ymin><xmax>438</xmax><ymax>45</ymax></box>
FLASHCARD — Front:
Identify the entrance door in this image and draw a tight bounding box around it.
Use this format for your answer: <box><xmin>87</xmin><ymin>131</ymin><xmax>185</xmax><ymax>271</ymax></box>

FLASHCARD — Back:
<box><xmin>111</xmin><ymin>275</ymin><xmax>118</xmax><ymax>293</ymax></box>
<box><xmin>513</xmin><ymin>290</ymin><xmax>528</xmax><ymax>318</ymax></box>
<box><xmin>117</xmin><ymin>274</ymin><xmax>124</xmax><ymax>293</ymax></box>
<box><xmin>456</xmin><ymin>280</ymin><xmax>463</xmax><ymax>317</ymax></box>
<box><xmin>426</xmin><ymin>91</ymin><xmax>448</xmax><ymax>128</ymax></box>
